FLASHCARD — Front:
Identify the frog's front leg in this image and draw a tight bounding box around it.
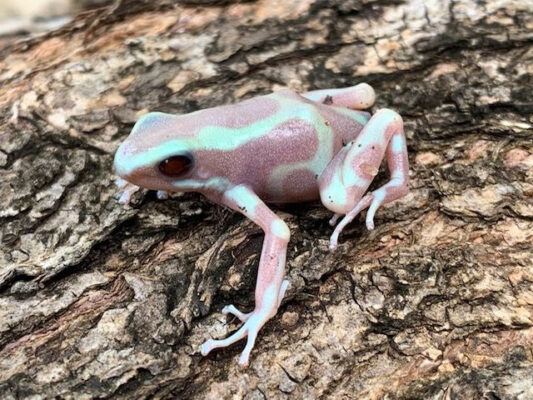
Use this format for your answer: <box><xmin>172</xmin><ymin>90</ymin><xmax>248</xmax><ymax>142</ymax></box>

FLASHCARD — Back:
<box><xmin>200</xmin><ymin>185</ymin><xmax>290</xmax><ymax>367</ymax></box>
<box><xmin>318</xmin><ymin>109</ymin><xmax>409</xmax><ymax>250</ymax></box>
<box><xmin>115</xmin><ymin>178</ymin><xmax>142</xmax><ymax>205</ymax></box>
<box><xmin>302</xmin><ymin>83</ymin><xmax>376</xmax><ymax>109</ymax></box>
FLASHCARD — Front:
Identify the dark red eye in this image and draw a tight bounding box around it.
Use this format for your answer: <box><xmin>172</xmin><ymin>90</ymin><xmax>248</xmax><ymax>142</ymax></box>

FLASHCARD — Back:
<box><xmin>158</xmin><ymin>154</ymin><xmax>193</xmax><ymax>177</ymax></box>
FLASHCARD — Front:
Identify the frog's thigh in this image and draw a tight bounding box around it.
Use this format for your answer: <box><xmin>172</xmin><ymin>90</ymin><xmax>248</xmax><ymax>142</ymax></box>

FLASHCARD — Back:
<box><xmin>302</xmin><ymin>83</ymin><xmax>375</xmax><ymax>109</ymax></box>
<box><xmin>322</xmin><ymin>109</ymin><xmax>409</xmax><ymax>249</ymax></box>
<box><xmin>317</xmin><ymin>108</ymin><xmax>402</xmax><ymax>214</ymax></box>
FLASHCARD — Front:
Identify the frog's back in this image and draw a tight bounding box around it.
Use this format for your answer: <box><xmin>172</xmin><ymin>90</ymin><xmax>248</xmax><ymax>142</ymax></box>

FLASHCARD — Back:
<box><xmin>192</xmin><ymin>90</ymin><xmax>370</xmax><ymax>203</ymax></box>
<box><xmin>256</xmin><ymin>90</ymin><xmax>370</xmax><ymax>202</ymax></box>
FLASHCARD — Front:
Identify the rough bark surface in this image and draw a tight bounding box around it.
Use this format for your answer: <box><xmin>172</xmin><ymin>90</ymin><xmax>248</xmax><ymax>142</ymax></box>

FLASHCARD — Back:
<box><xmin>0</xmin><ymin>1</ymin><xmax>532</xmax><ymax>399</ymax></box>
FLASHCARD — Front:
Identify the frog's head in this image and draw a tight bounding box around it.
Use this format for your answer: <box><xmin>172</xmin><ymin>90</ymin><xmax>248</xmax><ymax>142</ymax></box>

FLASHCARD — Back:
<box><xmin>114</xmin><ymin>112</ymin><xmax>197</xmax><ymax>191</ymax></box>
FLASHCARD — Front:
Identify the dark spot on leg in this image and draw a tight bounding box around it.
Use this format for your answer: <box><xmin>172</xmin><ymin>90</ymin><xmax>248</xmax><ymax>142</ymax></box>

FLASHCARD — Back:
<box><xmin>323</xmin><ymin>95</ymin><xmax>333</xmax><ymax>105</ymax></box>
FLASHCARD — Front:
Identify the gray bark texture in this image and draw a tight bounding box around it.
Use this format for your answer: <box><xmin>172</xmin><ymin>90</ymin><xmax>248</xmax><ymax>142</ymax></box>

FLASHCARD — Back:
<box><xmin>0</xmin><ymin>0</ymin><xmax>532</xmax><ymax>399</ymax></box>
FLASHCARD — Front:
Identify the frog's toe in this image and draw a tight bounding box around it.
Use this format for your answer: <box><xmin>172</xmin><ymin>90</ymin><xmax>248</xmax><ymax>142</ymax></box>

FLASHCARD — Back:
<box><xmin>366</xmin><ymin>217</ymin><xmax>375</xmax><ymax>231</ymax></box>
<box><xmin>222</xmin><ymin>304</ymin><xmax>251</xmax><ymax>322</ymax></box>
<box><xmin>115</xmin><ymin>177</ymin><xmax>129</xmax><ymax>189</ymax></box>
<box><xmin>365</xmin><ymin>192</ymin><xmax>386</xmax><ymax>230</ymax></box>
<box><xmin>200</xmin><ymin>339</ymin><xmax>216</xmax><ymax>356</ymax></box>
<box><xmin>200</xmin><ymin>322</ymin><xmax>249</xmax><ymax>357</ymax></box>
<box><xmin>118</xmin><ymin>191</ymin><xmax>132</xmax><ymax>205</ymax></box>
<box><xmin>156</xmin><ymin>190</ymin><xmax>169</xmax><ymax>200</ymax></box>
<box><xmin>200</xmin><ymin>339</ymin><xmax>216</xmax><ymax>357</ymax></box>
<box><xmin>238</xmin><ymin>327</ymin><xmax>258</xmax><ymax>368</ymax></box>
<box><xmin>329</xmin><ymin>213</ymin><xmax>341</xmax><ymax>226</ymax></box>
<box><xmin>116</xmin><ymin>182</ymin><xmax>142</xmax><ymax>205</ymax></box>
<box><xmin>328</xmin><ymin>194</ymin><xmax>374</xmax><ymax>249</ymax></box>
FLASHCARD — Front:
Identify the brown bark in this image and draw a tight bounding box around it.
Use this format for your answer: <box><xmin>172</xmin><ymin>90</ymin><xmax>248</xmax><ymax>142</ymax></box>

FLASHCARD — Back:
<box><xmin>0</xmin><ymin>1</ymin><xmax>532</xmax><ymax>399</ymax></box>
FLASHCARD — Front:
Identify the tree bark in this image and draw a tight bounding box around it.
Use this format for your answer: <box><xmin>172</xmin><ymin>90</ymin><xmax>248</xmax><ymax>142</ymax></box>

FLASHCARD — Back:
<box><xmin>0</xmin><ymin>1</ymin><xmax>532</xmax><ymax>399</ymax></box>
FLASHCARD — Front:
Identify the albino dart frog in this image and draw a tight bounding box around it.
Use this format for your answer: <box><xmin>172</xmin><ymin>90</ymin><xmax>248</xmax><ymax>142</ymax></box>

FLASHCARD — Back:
<box><xmin>114</xmin><ymin>83</ymin><xmax>409</xmax><ymax>367</ymax></box>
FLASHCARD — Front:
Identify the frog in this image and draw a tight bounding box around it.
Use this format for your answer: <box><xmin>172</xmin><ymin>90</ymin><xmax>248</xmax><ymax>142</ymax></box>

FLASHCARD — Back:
<box><xmin>113</xmin><ymin>83</ymin><xmax>409</xmax><ymax>367</ymax></box>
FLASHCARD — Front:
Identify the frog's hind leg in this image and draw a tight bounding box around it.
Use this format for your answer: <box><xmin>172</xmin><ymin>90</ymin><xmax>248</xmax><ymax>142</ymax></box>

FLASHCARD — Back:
<box><xmin>302</xmin><ymin>83</ymin><xmax>375</xmax><ymax>109</ymax></box>
<box><xmin>318</xmin><ymin>109</ymin><xmax>409</xmax><ymax>250</ymax></box>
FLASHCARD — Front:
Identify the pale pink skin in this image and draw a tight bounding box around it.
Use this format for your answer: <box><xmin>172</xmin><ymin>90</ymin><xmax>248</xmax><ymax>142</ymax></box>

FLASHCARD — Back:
<box><xmin>114</xmin><ymin>84</ymin><xmax>409</xmax><ymax>367</ymax></box>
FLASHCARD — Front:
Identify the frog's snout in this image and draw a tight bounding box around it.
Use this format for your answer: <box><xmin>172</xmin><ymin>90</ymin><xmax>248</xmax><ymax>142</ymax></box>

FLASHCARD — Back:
<box><xmin>114</xmin><ymin>142</ymin><xmax>131</xmax><ymax>179</ymax></box>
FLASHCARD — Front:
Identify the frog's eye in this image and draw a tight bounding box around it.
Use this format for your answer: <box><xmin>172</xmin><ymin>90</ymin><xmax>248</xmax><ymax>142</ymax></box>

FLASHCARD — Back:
<box><xmin>158</xmin><ymin>154</ymin><xmax>193</xmax><ymax>177</ymax></box>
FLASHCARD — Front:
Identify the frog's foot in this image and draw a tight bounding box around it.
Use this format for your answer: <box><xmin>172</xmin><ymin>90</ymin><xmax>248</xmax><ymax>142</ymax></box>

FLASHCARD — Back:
<box><xmin>329</xmin><ymin>194</ymin><xmax>373</xmax><ymax>251</ymax></box>
<box><xmin>156</xmin><ymin>190</ymin><xmax>169</xmax><ymax>200</ymax></box>
<box><xmin>329</xmin><ymin>213</ymin><xmax>342</xmax><ymax>226</ymax></box>
<box><xmin>201</xmin><ymin>311</ymin><xmax>268</xmax><ymax>367</ymax></box>
<box><xmin>329</xmin><ymin>173</ymin><xmax>409</xmax><ymax>251</ymax></box>
<box><xmin>115</xmin><ymin>178</ymin><xmax>142</xmax><ymax>205</ymax></box>
<box><xmin>201</xmin><ymin>280</ymin><xmax>289</xmax><ymax>367</ymax></box>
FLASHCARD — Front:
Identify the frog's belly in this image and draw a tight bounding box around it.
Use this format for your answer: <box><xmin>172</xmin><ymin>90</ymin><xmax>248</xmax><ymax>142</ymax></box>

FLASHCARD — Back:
<box><xmin>257</xmin><ymin>168</ymin><xmax>321</xmax><ymax>203</ymax></box>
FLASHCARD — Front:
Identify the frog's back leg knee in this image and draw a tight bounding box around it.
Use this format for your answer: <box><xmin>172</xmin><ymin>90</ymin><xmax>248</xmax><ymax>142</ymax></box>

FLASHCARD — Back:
<box><xmin>302</xmin><ymin>83</ymin><xmax>375</xmax><ymax>110</ymax></box>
